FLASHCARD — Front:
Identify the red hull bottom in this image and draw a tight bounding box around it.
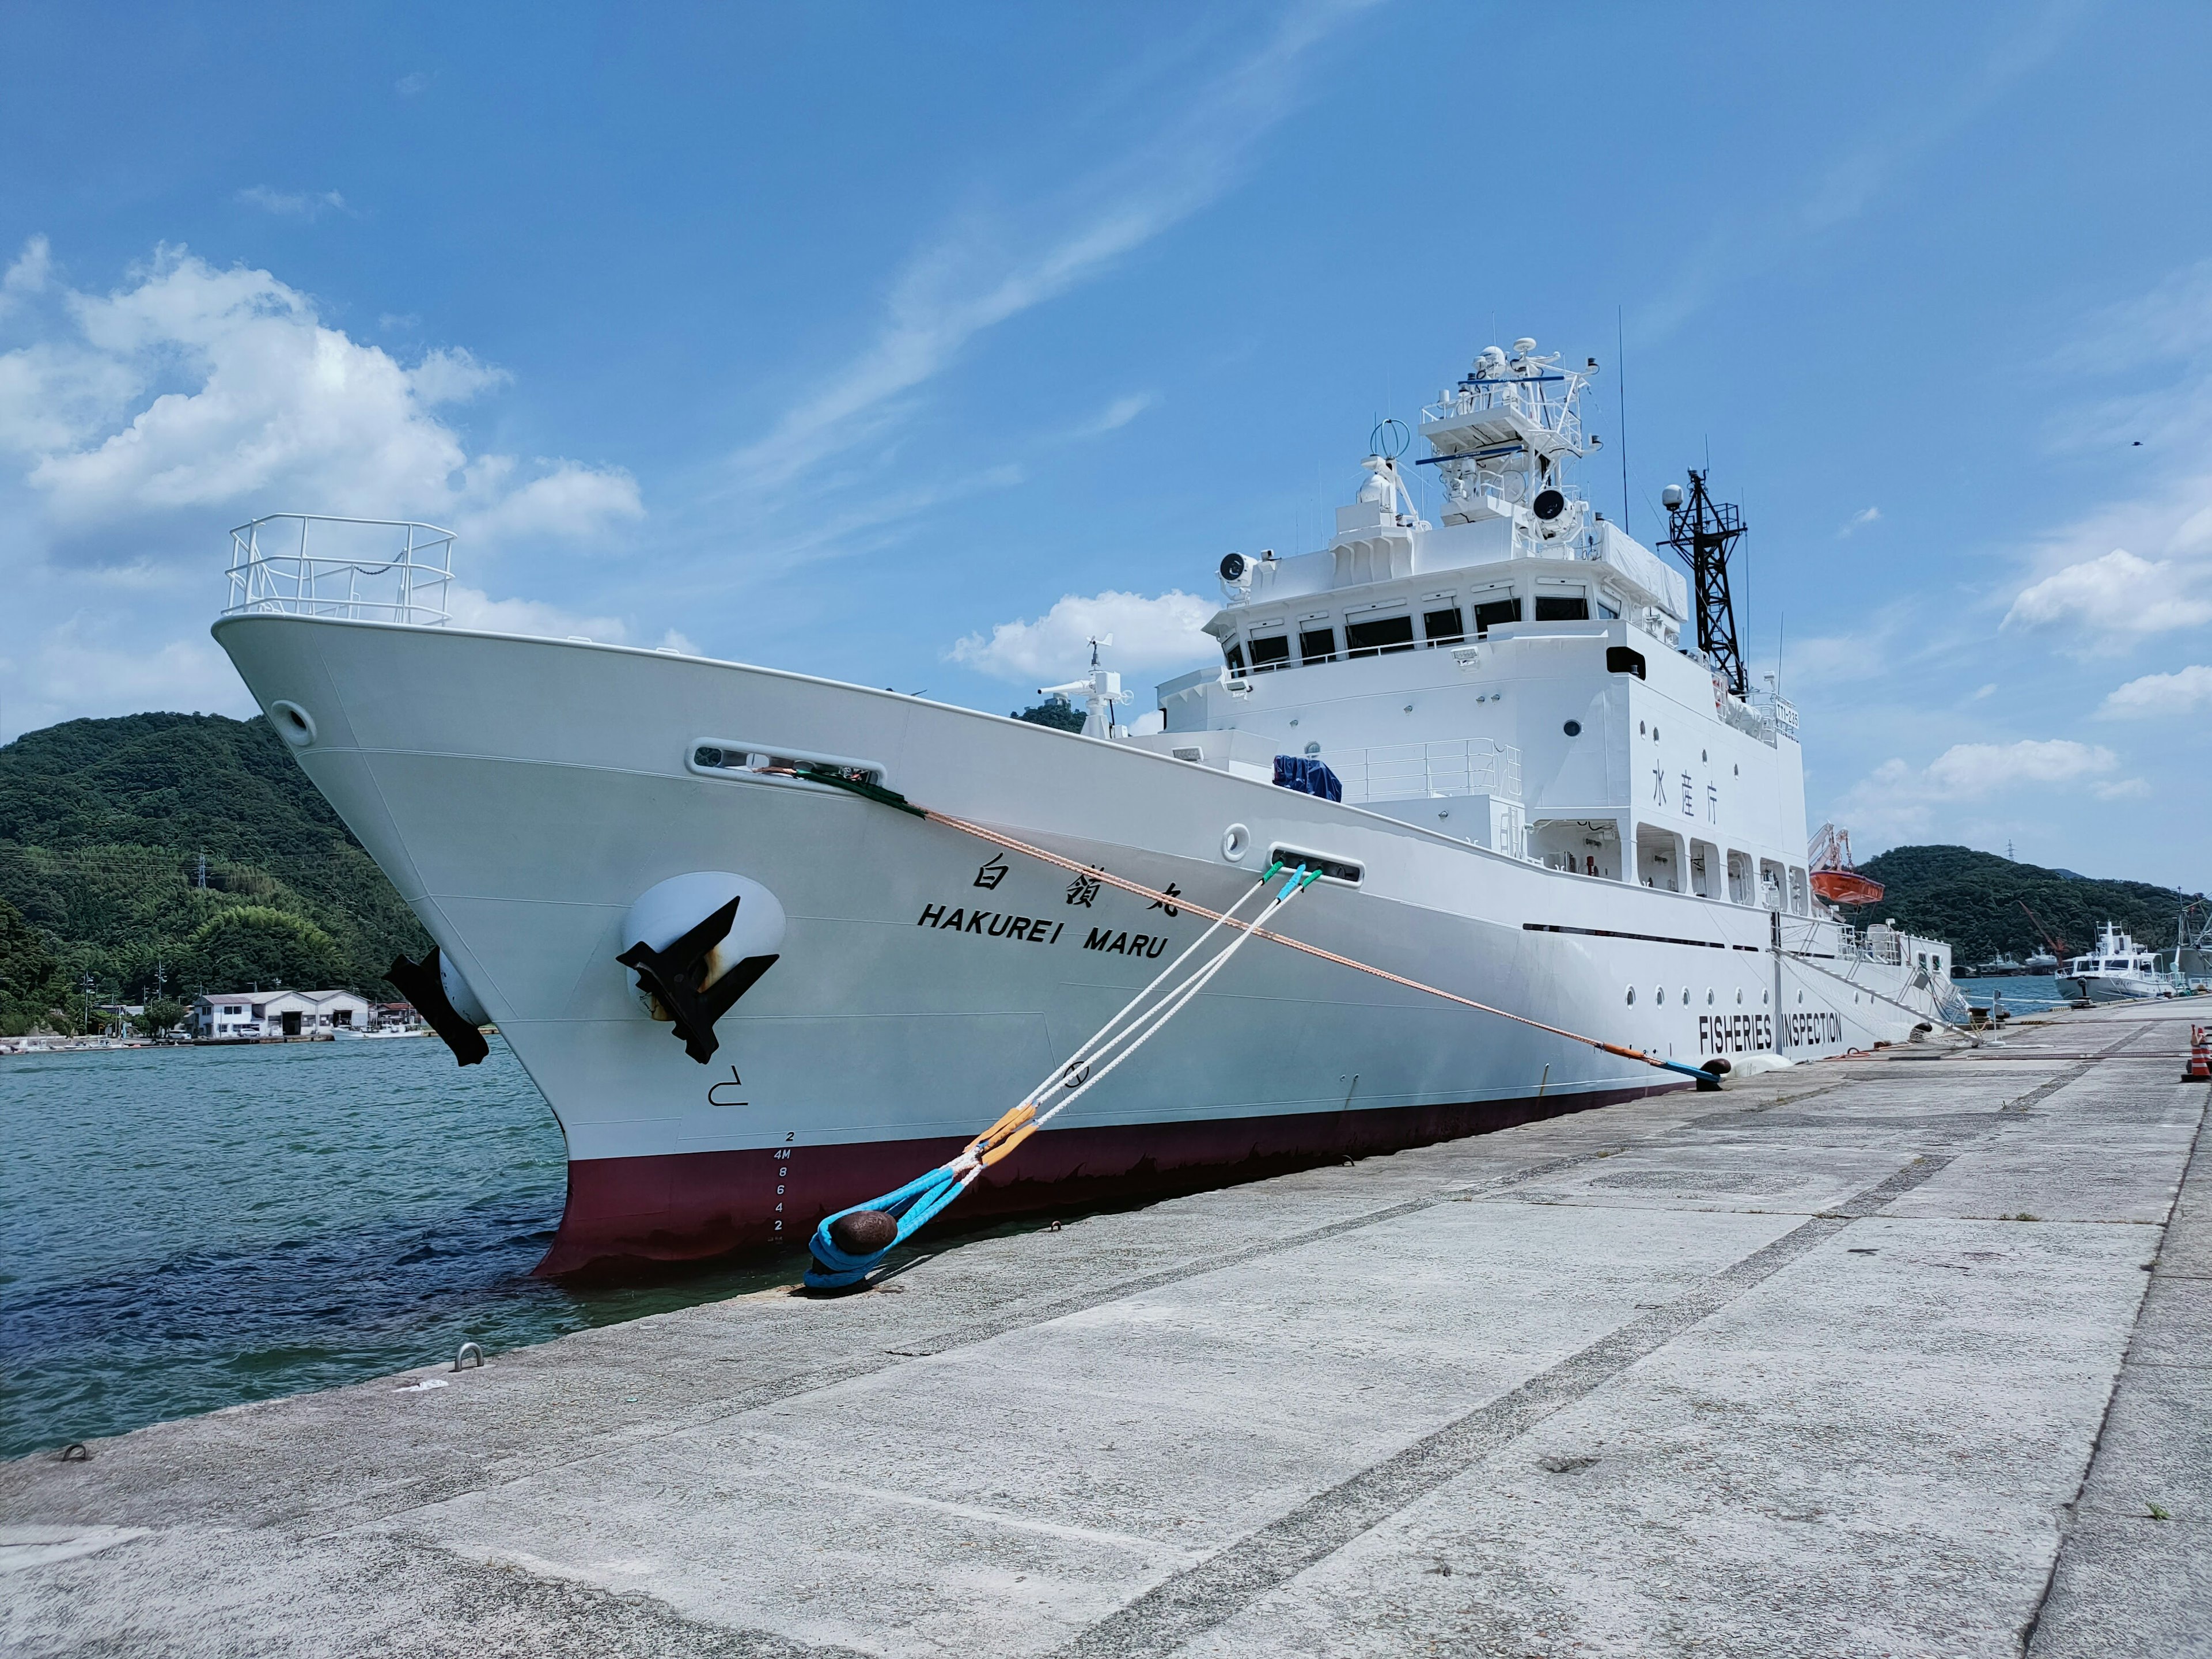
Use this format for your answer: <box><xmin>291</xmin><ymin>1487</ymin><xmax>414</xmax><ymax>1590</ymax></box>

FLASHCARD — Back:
<box><xmin>535</xmin><ymin>1084</ymin><xmax>1677</xmax><ymax>1278</ymax></box>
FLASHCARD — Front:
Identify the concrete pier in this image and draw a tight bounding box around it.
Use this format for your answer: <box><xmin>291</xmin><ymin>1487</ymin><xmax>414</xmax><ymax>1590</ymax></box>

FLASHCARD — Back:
<box><xmin>5</xmin><ymin>1002</ymin><xmax>2207</xmax><ymax>1657</ymax></box>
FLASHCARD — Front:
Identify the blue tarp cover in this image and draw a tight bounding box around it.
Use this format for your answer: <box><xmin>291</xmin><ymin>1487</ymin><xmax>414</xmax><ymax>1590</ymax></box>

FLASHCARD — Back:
<box><xmin>1272</xmin><ymin>755</ymin><xmax>1342</xmax><ymax>801</ymax></box>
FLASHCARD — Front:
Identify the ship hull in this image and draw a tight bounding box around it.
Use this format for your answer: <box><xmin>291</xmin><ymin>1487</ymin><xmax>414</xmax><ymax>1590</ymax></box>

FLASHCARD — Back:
<box><xmin>2056</xmin><ymin>974</ymin><xmax>2162</xmax><ymax>1003</ymax></box>
<box><xmin>213</xmin><ymin>616</ymin><xmax>1958</xmax><ymax>1275</ymax></box>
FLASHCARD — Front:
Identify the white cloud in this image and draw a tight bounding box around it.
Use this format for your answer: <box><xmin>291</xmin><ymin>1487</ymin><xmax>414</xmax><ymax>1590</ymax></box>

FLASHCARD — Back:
<box><xmin>2</xmin><ymin>235</ymin><xmax>51</xmax><ymax>308</ymax></box>
<box><xmin>2002</xmin><ymin>548</ymin><xmax>2212</xmax><ymax>639</ymax></box>
<box><xmin>1832</xmin><ymin>737</ymin><xmax>2122</xmax><ymax>843</ymax></box>
<box><xmin>1074</xmin><ymin>392</ymin><xmax>1155</xmax><ymax>438</ymax></box>
<box><xmin>235</xmin><ymin>187</ymin><xmax>350</xmax><ymax>221</ymax></box>
<box><xmin>408</xmin><ymin>346</ymin><xmax>509</xmax><ymax>406</ymax></box>
<box><xmin>1920</xmin><ymin>738</ymin><xmax>2117</xmax><ymax>795</ymax></box>
<box><xmin>0</xmin><ymin>615</ymin><xmax>255</xmax><ymax>735</ymax></box>
<box><xmin>1837</xmin><ymin>505</ymin><xmax>1881</xmax><ymax>537</ymax></box>
<box><xmin>950</xmin><ymin>589</ymin><xmax>1215</xmax><ymax>683</ymax></box>
<box><xmin>395</xmin><ymin>71</ymin><xmax>431</xmax><ymax>99</ymax></box>
<box><xmin>2099</xmin><ymin>663</ymin><xmax>2212</xmax><ymax>718</ymax></box>
<box><xmin>2091</xmin><ymin>777</ymin><xmax>2152</xmax><ymax>800</ymax></box>
<box><xmin>445</xmin><ymin>585</ymin><xmax>635</xmax><ymax>643</ymax></box>
<box><xmin>0</xmin><ymin>241</ymin><xmax>638</xmax><ymax>548</ymax></box>
<box><xmin>453</xmin><ymin>457</ymin><xmax>643</xmax><ymax>546</ymax></box>
<box><xmin>724</xmin><ymin>0</ymin><xmax>1369</xmax><ymax>500</ymax></box>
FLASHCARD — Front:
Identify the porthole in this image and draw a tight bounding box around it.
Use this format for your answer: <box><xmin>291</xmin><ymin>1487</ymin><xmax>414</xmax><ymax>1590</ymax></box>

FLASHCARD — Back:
<box><xmin>1639</xmin><ymin>721</ymin><xmax>1646</xmax><ymax>735</ymax></box>
<box><xmin>1763</xmin><ymin>990</ymin><xmax>1770</xmax><ymax>1004</ymax></box>
<box><xmin>1221</xmin><ymin>823</ymin><xmax>1251</xmax><ymax>862</ymax></box>
<box><xmin>1681</xmin><ymin>987</ymin><xmax>1691</xmax><ymax>1006</ymax></box>
<box><xmin>1706</xmin><ymin>989</ymin><xmax>1714</xmax><ymax>1005</ymax></box>
<box><xmin>1626</xmin><ymin>986</ymin><xmax>1637</xmax><ymax>1005</ymax></box>
<box><xmin>1656</xmin><ymin>987</ymin><xmax>1666</xmax><ymax>1005</ymax></box>
<box><xmin>1653</xmin><ymin>726</ymin><xmax>1661</xmax><ymax>741</ymax></box>
<box><xmin>268</xmin><ymin>700</ymin><xmax>316</xmax><ymax>748</ymax></box>
<box><xmin>1736</xmin><ymin>988</ymin><xmax>1744</xmax><ymax>1005</ymax></box>
<box><xmin>1562</xmin><ymin>719</ymin><xmax>1582</xmax><ymax>737</ymax></box>
<box><xmin>1797</xmin><ymin>991</ymin><xmax>1805</xmax><ymax>1004</ymax></box>
<box><xmin>1733</xmin><ymin>764</ymin><xmax>1739</xmax><ymax>776</ymax></box>
<box><xmin>1701</xmin><ymin>749</ymin><xmax>1708</xmax><ymax>762</ymax></box>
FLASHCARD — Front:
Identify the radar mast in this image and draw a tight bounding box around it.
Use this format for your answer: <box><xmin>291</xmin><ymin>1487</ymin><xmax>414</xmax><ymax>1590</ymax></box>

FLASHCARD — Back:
<box><xmin>1662</xmin><ymin>469</ymin><xmax>1747</xmax><ymax>698</ymax></box>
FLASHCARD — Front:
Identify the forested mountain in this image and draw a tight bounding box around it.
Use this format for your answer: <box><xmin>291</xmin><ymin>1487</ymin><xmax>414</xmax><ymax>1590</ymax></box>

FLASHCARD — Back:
<box><xmin>0</xmin><ymin>713</ymin><xmax>429</xmax><ymax>1034</ymax></box>
<box><xmin>1855</xmin><ymin>844</ymin><xmax>2205</xmax><ymax>966</ymax></box>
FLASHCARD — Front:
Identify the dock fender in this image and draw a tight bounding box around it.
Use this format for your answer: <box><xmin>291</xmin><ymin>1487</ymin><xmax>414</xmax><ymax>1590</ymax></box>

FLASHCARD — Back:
<box><xmin>616</xmin><ymin>871</ymin><xmax>785</xmax><ymax>1065</ymax></box>
<box><xmin>385</xmin><ymin>945</ymin><xmax>493</xmax><ymax>1067</ymax></box>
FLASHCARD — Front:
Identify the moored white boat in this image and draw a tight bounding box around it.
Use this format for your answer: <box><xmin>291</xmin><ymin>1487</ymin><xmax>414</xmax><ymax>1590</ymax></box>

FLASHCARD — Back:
<box><xmin>211</xmin><ymin>339</ymin><xmax>1961</xmax><ymax>1274</ymax></box>
<box><xmin>2058</xmin><ymin>922</ymin><xmax>2166</xmax><ymax>1002</ymax></box>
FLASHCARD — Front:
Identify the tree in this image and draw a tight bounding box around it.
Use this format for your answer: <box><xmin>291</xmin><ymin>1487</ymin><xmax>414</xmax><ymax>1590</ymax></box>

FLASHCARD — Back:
<box><xmin>1013</xmin><ymin>696</ymin><xmax>1085</xmax><ymax>733</ymax></box>
<box><xmin>182</xmin><ymin>905</ymin><xmax>344</xmax><ymax>991</ymax></box>
<box><xmin>133</xmin><ymin>997</ymin><xmax>185</xmax><ymax>1037</ymax></box>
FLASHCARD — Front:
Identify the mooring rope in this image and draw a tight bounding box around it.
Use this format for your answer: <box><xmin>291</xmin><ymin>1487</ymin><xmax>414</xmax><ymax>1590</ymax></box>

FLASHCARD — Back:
<box><xmin>794</xmin><ymin>766</ymin><xmax>1727</xmax><ymax>1289</ymax></box>
<box><xmin>803</xmin><ymin>859</ymin><xmax>1319</xmax><ymax>1287</ymax></box>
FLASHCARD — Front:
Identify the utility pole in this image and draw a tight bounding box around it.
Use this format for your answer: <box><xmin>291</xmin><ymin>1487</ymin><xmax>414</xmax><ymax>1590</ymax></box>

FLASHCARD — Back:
<box><xmin>1662</xmin><ymin>469</ymin><xmax>1749</xmax><ymax>698</ymax></box>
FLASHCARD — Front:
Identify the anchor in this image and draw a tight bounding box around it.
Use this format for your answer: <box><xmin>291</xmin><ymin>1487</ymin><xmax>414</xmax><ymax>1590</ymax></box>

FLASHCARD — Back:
<box><xmin>617</xmin><ymin>894</ymin><xmax>779</xmax><ymax>1065</ymax></box>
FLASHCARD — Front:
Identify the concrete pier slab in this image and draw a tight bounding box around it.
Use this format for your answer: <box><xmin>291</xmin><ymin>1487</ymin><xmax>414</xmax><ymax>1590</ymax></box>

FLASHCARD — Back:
<box><xmin>4</xmin><ymin>1003</ymin><xmax>2206</xmax><ymax>1657</ymax></box>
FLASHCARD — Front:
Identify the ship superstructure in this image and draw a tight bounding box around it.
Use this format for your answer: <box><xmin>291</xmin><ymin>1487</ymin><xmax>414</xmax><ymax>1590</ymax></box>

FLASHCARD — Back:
<box><xmin>211</xmin><ymin>338</ymin><xmax>1963</xmax><ymax>1275</ymax></box>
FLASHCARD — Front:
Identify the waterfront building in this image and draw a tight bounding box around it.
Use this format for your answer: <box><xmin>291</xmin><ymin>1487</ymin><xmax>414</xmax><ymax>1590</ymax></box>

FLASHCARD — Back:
<box><xmin>190</xmin><ymin>989</ymin><xmax>372</xmax><ymax>1040</ymax></box>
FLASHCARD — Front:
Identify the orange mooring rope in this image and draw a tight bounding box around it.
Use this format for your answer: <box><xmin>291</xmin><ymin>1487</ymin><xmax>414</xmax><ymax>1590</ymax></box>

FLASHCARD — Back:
<box><xmin>918</xmin><ymin>808</ymin><xmax>1690</xmax><ymax>1080</ymax></box>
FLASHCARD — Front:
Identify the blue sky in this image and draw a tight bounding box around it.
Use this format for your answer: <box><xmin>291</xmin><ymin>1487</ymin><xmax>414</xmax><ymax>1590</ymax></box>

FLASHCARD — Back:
<box><xmin>3</xmin><ymin>2</ymin><xmax>2209</xmax><ymax>889</ymax></box>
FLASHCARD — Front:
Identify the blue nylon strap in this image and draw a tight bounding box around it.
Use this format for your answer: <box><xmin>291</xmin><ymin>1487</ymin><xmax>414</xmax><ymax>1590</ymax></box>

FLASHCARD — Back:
<box><xmin>802</xmin><ymin>862</ymin><xmax>1311</xmax><ymax>1289</ymax></box>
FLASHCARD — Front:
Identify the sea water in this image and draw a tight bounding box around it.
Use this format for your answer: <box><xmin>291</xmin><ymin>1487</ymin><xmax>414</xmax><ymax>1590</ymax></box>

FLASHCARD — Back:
<box><xmin>0</xmin><ymin>1038</ymin><xmax>797</xmax><ymax>1460</ymax></box>
<box><xmin>1950</xmin><ymin>975</ymin><xmax>2075</xmax><ymax>1015</ymax></box>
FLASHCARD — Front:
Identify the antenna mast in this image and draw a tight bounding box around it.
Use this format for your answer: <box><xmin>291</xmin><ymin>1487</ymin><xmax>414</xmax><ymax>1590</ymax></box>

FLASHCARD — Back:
<box><xmin>1662</xmin><ymin>468</ymin><xmax>1748</xmax><ymax>698</ymax></box>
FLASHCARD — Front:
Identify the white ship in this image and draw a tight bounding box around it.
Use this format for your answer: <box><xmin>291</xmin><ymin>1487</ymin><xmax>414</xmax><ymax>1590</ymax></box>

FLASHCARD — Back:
<box><xmin>2058</xmin><ymin>922</ymin><xmax>2165</xmax><ymax>1002</ymax></box>
<box><xmin>211</xmin><ymin>339</ymin><xmax>1963</xmax><ymax>1275</ymax></box>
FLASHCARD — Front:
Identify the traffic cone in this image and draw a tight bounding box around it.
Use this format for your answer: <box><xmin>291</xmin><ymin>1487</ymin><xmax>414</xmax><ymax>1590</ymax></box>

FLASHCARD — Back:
<box><xmin>2188</xmin><ymin>1026</ymin><xmax>2211</xmax><ymax>1082</ymax></box>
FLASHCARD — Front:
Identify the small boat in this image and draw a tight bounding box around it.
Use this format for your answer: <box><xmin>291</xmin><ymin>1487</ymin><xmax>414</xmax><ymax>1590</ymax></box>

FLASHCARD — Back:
<box><xmin>1807</xmin><ymin>823</ymin><xmax>1883</xmax><ymax>907</ymax></box>
<box><xmin>2022</xmin><ymin>950</ymin><xmax>2059</xmax><ymax>975</ymax></box>
<box><xmin>2056</xmin><ymin>923</ymin><xmax>2165</xmax><ymax>1002</ymax></box>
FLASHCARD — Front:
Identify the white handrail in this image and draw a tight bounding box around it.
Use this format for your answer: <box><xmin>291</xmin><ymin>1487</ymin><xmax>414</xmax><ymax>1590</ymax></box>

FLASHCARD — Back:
<box><xmin>223</xmin><ymin>514</ymin><xmax>455</xmax><ymax>626</ymax></box>
<box><xmin>1330</xmin><ymin>737</ymin><xmax>1522</xmax><ymax>805</ymax></box>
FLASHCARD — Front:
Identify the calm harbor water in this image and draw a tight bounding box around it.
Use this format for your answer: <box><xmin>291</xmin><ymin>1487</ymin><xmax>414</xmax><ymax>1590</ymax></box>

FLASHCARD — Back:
<box><xmin>1950</xmin><ymin>975</ymin><xmax>2075</xmax><ymax>1014</ymax></box>
<box><xmin>1</xmin><ymin>1038</ymin><xmax>798</xmax><ymax>1460</ymax></box>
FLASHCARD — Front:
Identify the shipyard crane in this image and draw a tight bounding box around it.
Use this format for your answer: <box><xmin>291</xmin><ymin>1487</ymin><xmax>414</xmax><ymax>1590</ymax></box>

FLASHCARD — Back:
<box><xmin>2017</xmin><ymin>899</ymin><xmax>2071</xmax><ymax>960</ymax></box>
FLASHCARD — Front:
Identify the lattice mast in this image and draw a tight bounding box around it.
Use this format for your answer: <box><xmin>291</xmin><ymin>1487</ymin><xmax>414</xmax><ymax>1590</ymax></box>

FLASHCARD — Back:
<box><xmin>1662</xmin><ymin>469</ymin><xmax>1747</xmax><ymax>698</ymax></box>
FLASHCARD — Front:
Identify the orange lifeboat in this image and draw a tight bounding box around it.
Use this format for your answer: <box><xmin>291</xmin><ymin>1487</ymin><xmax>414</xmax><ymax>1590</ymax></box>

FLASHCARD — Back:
<box><xmin>1810</xmin><ymin>869</ymin><xmax>1885</xmax><ymax>906</ymax></box>
<box><xmin>1807</xmin><ymin>823</ymin><xmax>1884</xmax><ymax>908</ymax></box>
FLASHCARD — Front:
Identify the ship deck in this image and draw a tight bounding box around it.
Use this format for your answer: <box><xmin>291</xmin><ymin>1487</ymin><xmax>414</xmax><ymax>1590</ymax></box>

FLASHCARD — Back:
<box><xmin>5</xmin><ymin>1001</ymin><xmax>2207</xmax><ymax>1657</ymax></box>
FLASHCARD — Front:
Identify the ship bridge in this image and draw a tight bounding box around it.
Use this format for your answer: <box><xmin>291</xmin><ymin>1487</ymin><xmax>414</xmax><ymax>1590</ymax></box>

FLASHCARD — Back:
<box><xmin>1119</xmin><ymin>336</ymin><xmax>1814</xmax><ymax>921</ymax></box>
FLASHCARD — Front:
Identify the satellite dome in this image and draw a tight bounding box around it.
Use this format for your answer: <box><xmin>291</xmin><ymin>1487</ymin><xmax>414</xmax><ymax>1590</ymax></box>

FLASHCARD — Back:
<box><xmin>1661</xmin><ymin>483</ymin><xmax>1684</xmax><ymax>509</ymax></box>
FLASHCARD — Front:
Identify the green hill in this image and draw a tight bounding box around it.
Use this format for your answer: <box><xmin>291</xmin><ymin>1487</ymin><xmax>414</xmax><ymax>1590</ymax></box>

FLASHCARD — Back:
<box><xmin>0</xmin><ymin>713</ymin><xmax>430</xmax><ymax>1034</ymax></box>
<box><xmin>1854</xmin><ymin>844</ymin><xmax>2205</xmax><ymax>967</ymax></box>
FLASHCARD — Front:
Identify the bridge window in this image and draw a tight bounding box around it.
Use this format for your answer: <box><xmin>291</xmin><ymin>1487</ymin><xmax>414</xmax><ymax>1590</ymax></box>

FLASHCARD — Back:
<box><xmin>1605</xmin><ymin>646</ymin><xmax>1646</xmax><ymax>678</ymax></box>
<box><xmin>1224</xmin><ymin>642</ymin><xmax>1245</xmax><ymax>672</ymax></box>
<box><xmin>1298</xmin><ymin>626</ymin><xmax>1337</xmax><ymax>665</ymax></box>
<box><xmin>1248</xmin><ymin>634</ymin><xmax>1291</xmax><ymax>673</ymax></box>
<box><xmin>1472</xmin><ymin>597</ymin><xmax>1521</xmax><ymax>636</ymax></box>
<box><xmin>1344</xmin><ymin>615</ymin><xmax>1415</xmax><ymax>658</ymax></box>
<box><xmin>1422</xmin><ymin>607</ymin><xmax>1465</xmax><ymax>646</ymax></box>
<box><xmin>1535</xmin><ymin>593</ymin><xmax>1589</xmax><ymax>622</ymax></box>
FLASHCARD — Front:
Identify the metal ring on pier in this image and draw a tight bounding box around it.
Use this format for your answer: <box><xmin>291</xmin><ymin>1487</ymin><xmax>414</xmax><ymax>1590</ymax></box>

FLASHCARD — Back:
<box><xmin>59</xmin><ymin>1442</ymin><xmax>90</xmax><ymax>1461</ymax></box>
<box><xmin>452</xmin><ymin>1342</ymin><xmax>484</xmax><ymax>1372</ymax></box>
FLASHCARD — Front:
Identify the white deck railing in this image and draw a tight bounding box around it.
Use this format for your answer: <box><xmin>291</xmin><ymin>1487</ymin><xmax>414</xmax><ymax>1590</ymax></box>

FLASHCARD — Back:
<box><xmin>224</xmin><ymin>515</ymin><xmax>454</xmax><ymax>626</ymax></box>
<box><xmin>1332</xmin><ymin>737</ymin><xmax>1522</xmax><ymax>805</ymax></box>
